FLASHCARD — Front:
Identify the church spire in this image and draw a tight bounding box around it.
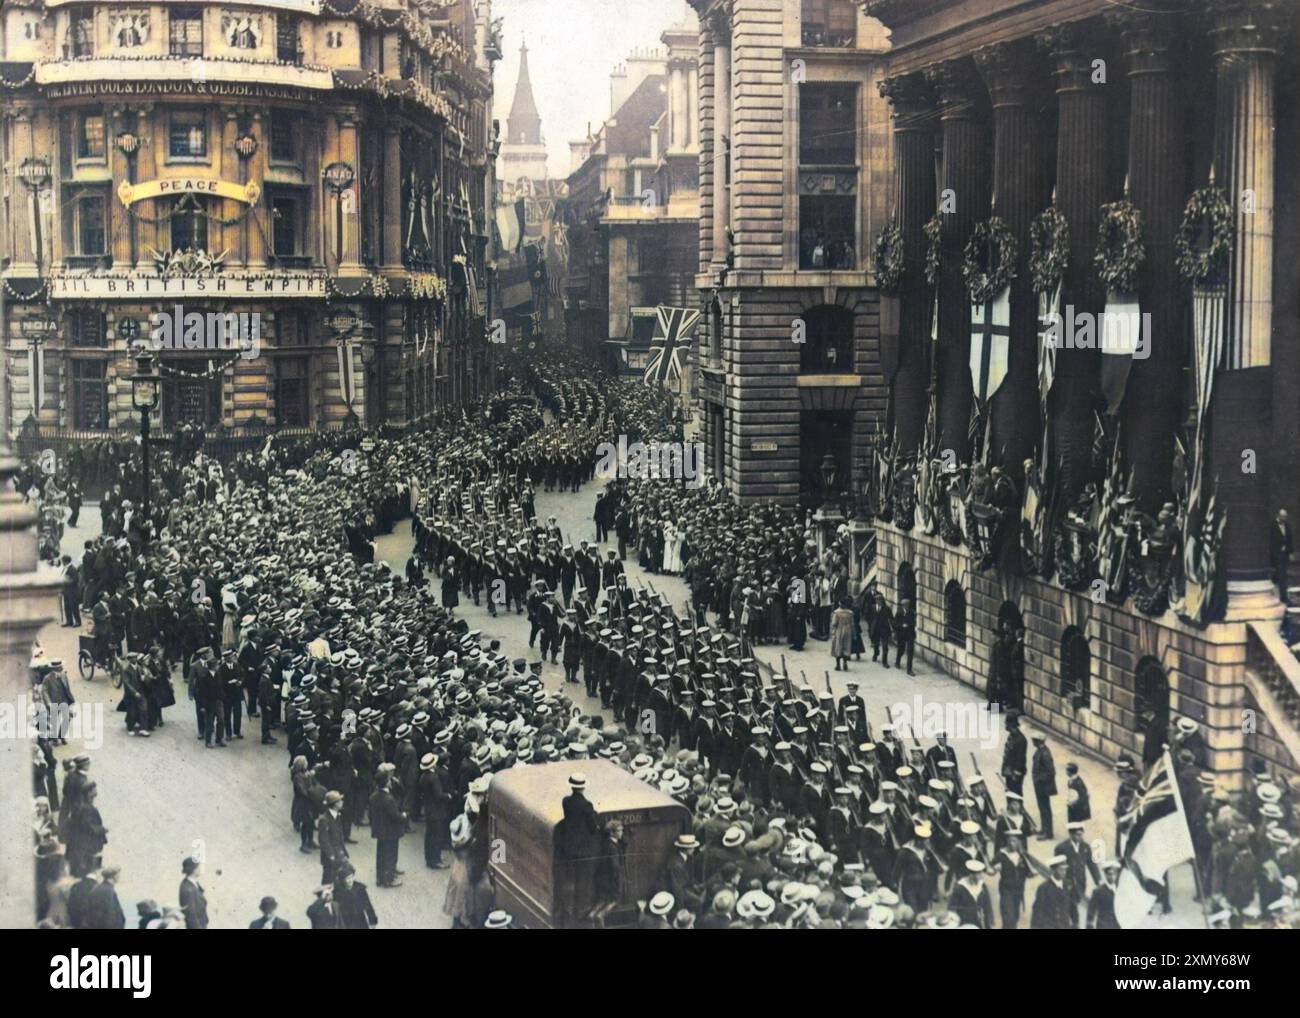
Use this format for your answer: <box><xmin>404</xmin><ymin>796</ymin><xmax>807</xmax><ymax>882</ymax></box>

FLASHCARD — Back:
<box><xmin>507</xmin><ymin>39</ymin><xmax>543</xmax><ymax>146</ymax></box>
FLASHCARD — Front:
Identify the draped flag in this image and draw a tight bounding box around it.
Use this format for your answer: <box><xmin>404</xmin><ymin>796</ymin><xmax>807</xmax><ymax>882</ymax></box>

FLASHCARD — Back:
<box><xmin>1100</xmin><ymin>294</ymin><xmax>1142</xmax><ymax>414</ymax></box>
<box><xmin>1114</xmin><ymin>750</ymin><xmax>1197</xmax><ymax>928</ymax></box>
<box><xmin>336</xmin><ymin>339</ymin><xmax>357</xmax><ymax>409</ymax></box>
<box><xmin>1191</xmin><ymin>285</ymin><xmax>1225</xmax><ymax>426</ymax></box>
<box><xmin>969</xmin><ymin>286</ymin><xmax>1010</xmax><ymax>403</ymax></box>
<box><xmin>644</xmin><ymin>305</ymin><xmax>701</xmax><ymax>386</ymax></box>
<box><xmin>495</xmin><ymin>197</ymin><xmax>525</xmax><ymax>253</ymax></box>
<box><xmin>1037</xmin><ymin>285</ymin><xmax>1060</xmax><ymax>410</ymax></box>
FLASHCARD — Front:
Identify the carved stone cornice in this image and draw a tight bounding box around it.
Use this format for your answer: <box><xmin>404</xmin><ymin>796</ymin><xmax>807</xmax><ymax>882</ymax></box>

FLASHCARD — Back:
<box><xmin>1036</xmin><ymin>20</ymin><xmax>1108</xmax><ymax>92</ymax></box>
<box><xmin>1105</xmin><ymin>0</ymin><xmax>1186</xmax><ymax>75</ymax></box>
<box><xmin>923</xmin><ymin>58</ymin><xmax>987</xmax><ymax>121</ymax></box>
<box><xmin>878</xmin><ymin>72</ymin><xmax>935</xmax><ymax>126</ymax></box>
<box><xmin>973</xmin><ymin>39</ymin><xmax>1043</xmax><ymax>109</ymax></box>
<box><xmin>1209</xmin><ymin>0</ymin><xmax>1292</xmax><ymax>61</ymax></box>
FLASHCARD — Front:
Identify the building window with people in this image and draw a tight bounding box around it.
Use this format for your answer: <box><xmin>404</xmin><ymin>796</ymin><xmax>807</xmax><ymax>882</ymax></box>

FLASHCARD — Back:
<box><xmin>798</xmin><ymin>304</ymin><xmax>854</xmax><ymax>374</ymax></box>
<box><xmin>168</xmin><ymin>8</ymin><xmax>203</xmax><ymax>57</ymax></box>
<box><xmin>798</xmin><ymin>83</ymin><xmax>857</xmax><ymax>270</ymax></box>
<box><xmin>77</xmin><ymin>112</ymin><xmax>105</xmax><ymax>160</ymax></box>
<box><xmin>67</xmin><ymin>8</ymin><xmax>95</xmax><ymax>58</ymax></box>
<box><xmin>168</xmin><ymin>111</ymin><xmax>207</xmax><ymax>160</ymax></box>
<box><xmin>801</xmin><ymin>0</ymin><xmax>857</xmax><ymax>48</ymax></box>
<box><xmin>275</xmin><ymin>357</ymin><xmax>310</xmax><ymax>426</ymax></box>
<box><xmin>70</xmin><ymin>359</ymin><xmax>109</xmax><ymax>429</ymax></box>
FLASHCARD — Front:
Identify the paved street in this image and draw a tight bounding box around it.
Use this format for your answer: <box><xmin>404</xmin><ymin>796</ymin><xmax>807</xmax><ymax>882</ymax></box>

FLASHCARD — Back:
<box><xmin>32</xmin><ymin>479</ymin><xmax>1197</xmax><ymax>928</ymax></box>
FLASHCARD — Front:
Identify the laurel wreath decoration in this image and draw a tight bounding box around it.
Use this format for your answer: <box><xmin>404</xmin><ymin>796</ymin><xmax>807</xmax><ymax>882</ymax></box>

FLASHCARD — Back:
<box><xmin>962</xmin><ymin>217</ymin><xmax>1018</xmax><ymax>306</ymax></box>
<box><xmin>1175</xmin><ymin>186</ymin><xmax>1233</xmax><ymax>287</ymax></box>
<box><xmin>874</xmin><ymin>221</ymin><xmax>905</xmax><ymax>293</ymax></box>
<box><xmin>1029</xmin><ymin>206</ymin><xmax>1069</xmax><ymax>296</ymax></box>
<box><xmin>1094</xmin><ymin>200</ymin><xmax>1145</xmax><ymax>295</ymax></box>
<box><xmin>923</xmin><ymin>214</ymin><xmax>943</xmax><ymax>287</ymax></box>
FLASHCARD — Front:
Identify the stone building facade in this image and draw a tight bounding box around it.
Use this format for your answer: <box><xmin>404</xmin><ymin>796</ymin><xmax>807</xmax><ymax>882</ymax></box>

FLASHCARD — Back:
<box><xmin>864</xmin><ymin>0</ymin><xmax>1300</xmax><ymax>787</ymax></box>
<box><xmin>0</xmin><ymin>0</ymin><xmax>501</xmax><ymax>436</ymax></box>
<box><xmin>689</xmin><ymin>0</ymin><xmax>894</xmax><ymax>505</ymax></box>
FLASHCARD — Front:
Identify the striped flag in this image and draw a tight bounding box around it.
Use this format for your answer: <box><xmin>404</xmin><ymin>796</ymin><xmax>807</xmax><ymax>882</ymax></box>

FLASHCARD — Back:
<box><xmin>1191</xmin><ymin>285</ymin><xmax>1225</xmax><ymax>424</ymax></box>
<box><xmin>1114</xmin><ymin>750</ymin><xmax>1197</xmax><ymax>928</ymax></box>
<box><xmin>644</xmin><ymin>306</ymin><xmax>701</xmax><ymax>386</ymax></box>
<box><xmin>1037</xmin><ymin>285</ymin><xmax>1059</xmax><ymax>410</ymax></box>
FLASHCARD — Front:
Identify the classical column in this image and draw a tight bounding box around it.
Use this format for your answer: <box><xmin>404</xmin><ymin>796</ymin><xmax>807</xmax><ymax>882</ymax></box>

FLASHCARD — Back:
<box><xmin>0</xmin><ymin>440</ymin><xmax>61</xmax><ymax>926</ymax></box>
<box><xmin>1108</xmin><ymin>5</ymin><xmax>1188</xmax><ymax>512</ymax></box>
<box><xmin>337</xmin><ymin>111</ymin><xmax>363</xmax><ymax>271</ymax></box>
<box><xmin>697</xmin><ymin>21</ymin><xmax>715</xmax><ymax>275</ymax></box>
<box><xmin>925</xmin><ymin>59</ymin><xmax>989</xmax><ymax>462</ymax></box>
<box><xmin>1209</xmin><ymin>0</ymin><xmax>1288</xmax><ymax>607</ymax></box>
<box><xmin>974</xmin><ymin>40</ymin><xmax>1050</xmax><ymax>477</ymax></box>
<box><xmin>5</xmin><ymin>107</ymin><xmax>39</xmax><ymax>274</ymax></box>
<box><xmin>133</xmin><ymin>106</ymin><xmax>158</xmax><ymax>266</ymax></box>
<box><xmin>382</xmin><ymin>126</ymin><xmax>404</xmax><ymax>271</ymax></box>
<box><xmin>878</xmin><ymin>73</ymin><xmax>937</xmax><ymax>458</ymax></box>
<box><xmin>246</xmin><ymin>113</ymin><xmax>269</xmax><ymax>269</ymax></box>
<box><xmin>710</xmin><ymin>12</ymin><xmax>732</xmax><ymax>273</ymax></box>
<box><xmin>1040</xmin><ymin>20</ymin><xmax>1113</xmax><ymax>501</ymax></box>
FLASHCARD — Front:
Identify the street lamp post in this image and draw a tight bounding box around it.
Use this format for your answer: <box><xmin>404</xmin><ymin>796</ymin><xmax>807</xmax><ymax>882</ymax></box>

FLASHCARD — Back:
<box><xmin>131</xmin><ymin>350</ymin><xmax>160</xmax><ymax>539</ymax></box>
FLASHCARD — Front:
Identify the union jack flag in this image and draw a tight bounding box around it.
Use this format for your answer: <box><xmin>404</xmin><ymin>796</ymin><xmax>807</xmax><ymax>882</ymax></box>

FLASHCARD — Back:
<box><xmin>643</xmin><ymin>305</ymin><xmax>700</xmax><ymax>386</ymax></box>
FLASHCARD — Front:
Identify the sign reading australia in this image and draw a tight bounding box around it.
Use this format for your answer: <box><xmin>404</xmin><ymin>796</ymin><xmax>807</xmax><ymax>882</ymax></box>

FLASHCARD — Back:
<box><xmin>49</xmin><ymin>272</ymin><xmax>327</xmax><ymax>300</ymax></box>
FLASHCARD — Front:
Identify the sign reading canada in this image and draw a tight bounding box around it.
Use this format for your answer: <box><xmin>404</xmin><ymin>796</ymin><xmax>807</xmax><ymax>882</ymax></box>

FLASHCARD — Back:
<box><xmin>49</xmin><ymin>272</ymin><xmax>327</xmax><ymax>300</ymax></box>
<box><xmin>118</xmin><ymin>178</ymin><xmax>262</xmax><ymax>207</ymax></box>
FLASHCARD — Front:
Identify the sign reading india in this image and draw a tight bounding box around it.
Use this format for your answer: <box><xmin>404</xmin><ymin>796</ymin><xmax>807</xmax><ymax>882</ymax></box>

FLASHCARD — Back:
<box><xmin>49</xmin><ymin>272</ymin><xmax>326</xmax><ymax>300</ymax></box>
<box><xmin>118</xmin><ymin>178</ymin><xmax>262</xmax><ymax>207</ymax></box>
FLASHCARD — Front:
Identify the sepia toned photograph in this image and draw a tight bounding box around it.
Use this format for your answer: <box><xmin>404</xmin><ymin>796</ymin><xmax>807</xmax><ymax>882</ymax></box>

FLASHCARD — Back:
<box><xmin>0</xmin><ymin>0</ymin><xmax>1296</xmax><ymax>992</ymax></box>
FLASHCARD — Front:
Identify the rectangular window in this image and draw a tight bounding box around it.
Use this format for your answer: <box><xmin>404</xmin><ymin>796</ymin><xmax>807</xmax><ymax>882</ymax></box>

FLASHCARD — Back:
<box><xmin>271</xmin><ymin>196</ymin><xmax>300</xmax><ymax>257</ymax></box>
<box><xmin>270</xmin><ymin>112</ymin><xmax>296</xmax><ymax>163</ymax></box>
<box><xmin>169</xmin><ymin>111</ymin><xmax>207</xmax><ymax>159</ymax></box>
<box><xmin>162</xmin><ymin>361</ymin><xmax>221</xmax><ymax>428</ymax></box>
<box><xmin>799</xmin><ymin>83</ymin><xmax>857</xmax><ymax>166</ymax></box>
<box><xmin>275</xmin><ymin>357</ymin><xmax>310</xmax><ymax>426</ymax></box>
<box><xmin>69</xmin><ymin>9</ymin><xmax>95</xmax><ymax>58</ymax></box>
<box><xmin>76</xmin><ymin>194</ymin><xmax>107</xmax><ymax>255</ymax></box>
<box><xmin>69</xmin><ymin>310</ymin><xmax>107</xmax><ymax>347</ymax></box>
<box><xmin>637</xmin><ymin>235</ymin><xmax>667</xmax><ymax>274</ymax></box>
<box><xmin>801</xmin><ymin>0</ymin><xmax>857</xmax><ymax>48</ymax></box>
<box><xmin>71</xmin><ymin>360</ymin><xmax>108</xmax><ymax>429</ymax></box>
<box><xmin>170</xmin><ymin>199</ymin><xmax>208</xmax><ymax>251</ymax></box>
<box><xmin>277</xmin><ymin>310</ymin><xmax>309</xmax><ymax>347</ymax></box>
<box><xmin>276</xmin><ymin>16</ymin><xmax>301</xmax><ymax>63</ymax></box>
<box><xmin>78</xmin><ymin>114</ymin><xmax>105</xmax><ymax>159</ymax></box>
<box><xmin>169</xmin><ymin>9</ymin><xmax>203</xmax><ymax>57</ymax></box>
<box><xmin>799</xmin><ymin>195</ymin><xmax>856</xmax><ymax>270</ymax></box>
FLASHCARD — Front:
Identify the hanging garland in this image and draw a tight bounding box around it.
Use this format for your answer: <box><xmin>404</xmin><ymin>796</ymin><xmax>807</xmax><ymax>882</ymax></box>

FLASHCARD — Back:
<box><xmin>874</xmin><ymin>221</ymin><xmax>904</xmax><ymax>294</ymax></box>
<box><xmin>1094</xmin><ymin>199</ymin><xmax>1145</xmax><ymax>294</ymax></box>
<box><xmin>1175</xmin><ymin>185</ymin><xmax>1233</xmax><ymax>287</ymax></box>
<box><xmin>1028</xmin><ymin>206</ymin><xmax>1069</xmax><ymax>296</ymax></box>
<box><xmin>923</xmin><ymin>214</ymin><xmax>942</xmax><ymax>287</ymax></box>
<box><xmin>157</xmin><ymin>352</ymin><xmax>242</xmax><ymax>380</ymax></box>
<box><xmin>962</xmin><ymin>217</ymin><xmax>1018</xmax><ymax>306</ymax></box>
<box><xmin>0</xmin><ymin>66</ymin><xmax>36</xmax><ymax>89</ymax></box>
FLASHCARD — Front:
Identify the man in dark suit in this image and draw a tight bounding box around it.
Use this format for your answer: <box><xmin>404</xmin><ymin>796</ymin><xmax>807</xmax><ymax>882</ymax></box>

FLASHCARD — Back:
<box><xmin>179</xmin><ymin>856</ymin><xmax>209</xmax><ymax>929</ymax></box>
<box><xmin>333</xmin><ymin>863</ymin><xmax>378</xmax><ymax>928</ymax></box>
<box><xmin>1270</xmin><ymin>509</ymin><xmax>1292</xmax><ymax>600</ymax></box>
<box><xmin>1055</xmin><ymin>823</ymin><xmax>1101</xmax><ymax>924</ymax></box>
<box><xmin>1001</xmin><ymin>711</ymin><xmax>1028</xmax><ymax>797</ymax></box>
<box><xmin>317</xmin><ymin>790</ymin><xmax>348</xmax><ymax>885</ymax></box>
<box><xmin>837</xmin><ymin>681</ymin><xmax>868</xmax><ymax>741</ymax></box>
<box><xmin>1031</xmin><ymin>856</ymin><xmax>1075</xmax><ymax>929</ymax></box>
<box><xmin>306</xmin><ymin>886</ymin><xmax>339</xmax><ymax>928</ymax></box>
<box><xmin>87</xmin><ymin>866</ymin><xmax>125</xmax><ymax>929</ymax></box>
<box><xmin>1031</xmin><ymin>735</ymin><xmax>1057</xmax><ymax>840</ymax></box>
<box><xmin>249</xmin><ymin>896</ymin><xmax>290</xmax><ymax>929</ymax></box>
<box><xmin>67</xmin><ymin>870</ymin><xmax>99</xmax><ymax>929</ymax></box>
<box><xmin>1065</xmin><ymin>762</ymin><xmax>1091</xmax><ymax>823</ymax></box>
<box><xmin>369</xmin><ymin>770</ymin><xmax>406</xmax><ymax>887</ymax></box>
<box><xmin>557</xmin><ymin>773</ymin><xmax>601</xmax><ymax>927</ymax></box>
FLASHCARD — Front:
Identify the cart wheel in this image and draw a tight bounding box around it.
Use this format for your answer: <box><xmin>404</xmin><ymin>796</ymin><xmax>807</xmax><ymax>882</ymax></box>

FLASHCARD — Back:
<box><xmin>78</xmin><ymin>649</ymin><xmax>95</xmax><ymax>682</ymax></box>
<box><xmin>111</xmin><ymin>667</ymin><xmax>123</xmax><ymax>690</ymax></box>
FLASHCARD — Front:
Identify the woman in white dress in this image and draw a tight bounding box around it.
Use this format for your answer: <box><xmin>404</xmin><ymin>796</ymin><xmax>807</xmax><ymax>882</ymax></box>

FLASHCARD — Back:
<box><xmin>663</xmin><ymin>521</ymin><xmax>683</xmax><ymax>574</ymax></box>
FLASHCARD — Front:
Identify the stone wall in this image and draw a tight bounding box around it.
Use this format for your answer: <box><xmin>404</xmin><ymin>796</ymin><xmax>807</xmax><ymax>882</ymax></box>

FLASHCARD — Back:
<box><xmin>874</xmin><ymin>520</ymin><xmax>1288</xmax><ymax>791</ymax></box>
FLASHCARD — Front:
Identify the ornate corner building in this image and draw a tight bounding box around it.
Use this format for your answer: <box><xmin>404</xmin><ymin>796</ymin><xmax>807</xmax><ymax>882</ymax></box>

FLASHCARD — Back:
<box><xmin>858</xmin><ymin>0</ymin><xmax>1300</xmax><ymax>789</ymax></box>
<box><xmin>0</xmin><ymin>0</ymin><xmax>502</xmax><ymax>435</ymax></box>
<box><xmin>689</xmin><ymin>0</ymin><xmax>894</xmax><ymax>506</ymax></box>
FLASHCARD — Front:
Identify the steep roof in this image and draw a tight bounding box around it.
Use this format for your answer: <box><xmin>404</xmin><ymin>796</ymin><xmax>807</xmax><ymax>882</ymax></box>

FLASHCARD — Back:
<box><xmin>507</xmin><ymin>40</ymin><xmax>543</xmax><ymax>146</ymax></box>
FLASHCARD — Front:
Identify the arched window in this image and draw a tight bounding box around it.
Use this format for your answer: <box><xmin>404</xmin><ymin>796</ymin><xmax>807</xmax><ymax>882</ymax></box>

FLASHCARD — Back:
<box><xmin>897</xmin><ymin>562</ymin><xmax>916</xmax><ymax>605</ymax></box>
<box><xmin>799</xmin><ymin>304</ymin><xmax>855</xmax><ymax>374</ymax></box>
<box><xmin>709</xmin><ymin>296</ymin><xmax>723</xmax><ymax>363</ymax></box>
<box><xmin>944</xmin><ymin>580</ymin><xmax>966</xmax><ymax>644</ymax></box>
<box><xmin>1134</xmin><ymin>656</ymin><xmax>1169</xmax><ymax>732</ymax></box>
<box><xmin>1060</xmin><ymin>626</ymin><xmax>1090</xmax><ymax>707</ymax></box>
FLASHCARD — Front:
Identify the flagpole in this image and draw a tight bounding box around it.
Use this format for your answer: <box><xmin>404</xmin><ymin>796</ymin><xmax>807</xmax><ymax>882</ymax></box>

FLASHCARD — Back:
<box><xmin>1162</xmin><ymin>747</ymin><xmax>1211</xmax><ymax>930</ymax></box>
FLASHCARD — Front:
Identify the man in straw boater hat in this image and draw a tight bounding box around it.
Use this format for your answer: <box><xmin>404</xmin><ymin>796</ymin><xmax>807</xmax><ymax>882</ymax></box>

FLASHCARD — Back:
<box><xmin>556</xmin><ymin>772</ymin><xmax>601</xmax><ymax>926</ymax></box>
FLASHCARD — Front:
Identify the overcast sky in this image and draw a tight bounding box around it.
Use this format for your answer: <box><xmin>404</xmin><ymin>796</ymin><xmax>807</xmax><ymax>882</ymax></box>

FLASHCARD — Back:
<box><xmin>490</xmin><ymin>0</ymin><xmax>696</xmax><ymax>179</ymax></box>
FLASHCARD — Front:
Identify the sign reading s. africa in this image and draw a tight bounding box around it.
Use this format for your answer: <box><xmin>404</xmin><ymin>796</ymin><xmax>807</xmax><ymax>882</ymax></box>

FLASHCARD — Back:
<box><xmin>117</xmin><ymin>178</ymin><xmax>262</xmax><ymax>207</ymax></box>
